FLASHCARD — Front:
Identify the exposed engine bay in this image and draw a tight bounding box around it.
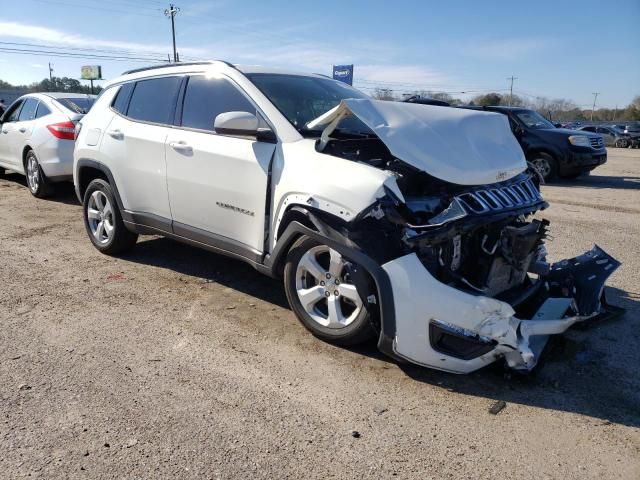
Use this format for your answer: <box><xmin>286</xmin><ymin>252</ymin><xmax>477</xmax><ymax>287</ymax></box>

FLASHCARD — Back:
<box><xmin>321</xmin><ymin>134</ymin><xmax>553</xmax><ymax>301</ymax></box>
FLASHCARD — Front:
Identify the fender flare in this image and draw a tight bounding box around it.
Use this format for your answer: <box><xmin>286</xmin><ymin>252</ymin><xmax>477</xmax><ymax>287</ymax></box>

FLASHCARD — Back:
<box><xmin>265</xmin><ymin>218</ymin><xmax>402</xmax><ymax>362</ymax></box>
<box><xmin>75</xmin><ymin>159</ymin><xmax>127</xmax><ymax>215</ymax></box>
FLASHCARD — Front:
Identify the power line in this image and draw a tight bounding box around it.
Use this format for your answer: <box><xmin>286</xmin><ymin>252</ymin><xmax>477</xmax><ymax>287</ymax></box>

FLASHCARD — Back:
<box><xmin>0</xmin><ymin>47</ymin><xmax>168</xmax><ymax>63</ymax></box>
<box><xmin>0</xmin><ymin>41</ymin><xmax>169</xmax><ymax>60</ymax></box>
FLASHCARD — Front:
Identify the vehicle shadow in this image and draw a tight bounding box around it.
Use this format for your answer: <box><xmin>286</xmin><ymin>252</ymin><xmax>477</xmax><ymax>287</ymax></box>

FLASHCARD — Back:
<box><xmin>0</xmin><ymin>173</ymin><xmax>80</xmax><ymax>205</ymax></box>
<box><xmin>548</xmin><ymin>175</ymin><xmax>640</xmax><ymax>190</ymax></box>
<box><xmin>122</xmin><ymin>237</ymin><xmax>639</xmax><ymax>429</ymax></box>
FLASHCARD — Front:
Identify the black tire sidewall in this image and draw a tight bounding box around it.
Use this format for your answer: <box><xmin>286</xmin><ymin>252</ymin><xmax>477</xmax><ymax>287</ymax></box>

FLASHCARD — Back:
<box><xmin>82</xmin><ymin>178</ymin><xmax>136</xmax><ymax>254</ymax></box>
<box><xmin>283</xmin><ymin>236</ymin><xmax>375</xmax><ymax>346</ymax></box>
<box><xmin>26</xmin><ymin>150</ymin><xmax>49</xmax><ymax>198</ymax></box>
<box><xmin>533</xmin><ymin>153</ymin><xmax>558</xmax><ymax>181</ymax></box>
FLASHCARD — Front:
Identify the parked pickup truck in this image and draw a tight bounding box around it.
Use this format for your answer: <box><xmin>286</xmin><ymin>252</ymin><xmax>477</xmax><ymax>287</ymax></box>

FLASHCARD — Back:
<box><xmin>459</xmin><ymin>106</ymin><xmax>607</xmax><ymax>181</ymax></box>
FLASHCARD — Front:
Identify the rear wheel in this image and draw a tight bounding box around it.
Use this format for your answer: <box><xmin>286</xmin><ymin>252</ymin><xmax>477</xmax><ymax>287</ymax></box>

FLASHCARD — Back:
<box><xmin>614</xmin><ymin>138</ymin><xmax>629</xmax><ymax>148</ymax></box>
<box><xmin>83</xmin><ymin>178</ymin><xmax>138</xmax><ymax>255</ymax></box>
<box><xmin>25</xmin><ymin>150</ymin><xmax>51</xmax><ymax>198</ymax></box>
<box><xmin>283</xmin><ymin>236</ymin><xmax>376</xmax><ymax>346</ymax></box>
<box><xmin>530</xmin><ymin>153</ymin><xmax>558</xmax><ymax>182</ymax></box>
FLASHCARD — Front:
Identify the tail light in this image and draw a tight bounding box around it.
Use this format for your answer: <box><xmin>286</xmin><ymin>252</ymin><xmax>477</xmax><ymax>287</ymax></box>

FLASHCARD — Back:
<box><xmin>46</xmin><ymin>121</ymin><xmax>76</xmax><ymax>140</ymax></box>
<box><xmin>74</xmin><ymin>122</ymin><xmax>83</xmax><ymax>140</ymax></box>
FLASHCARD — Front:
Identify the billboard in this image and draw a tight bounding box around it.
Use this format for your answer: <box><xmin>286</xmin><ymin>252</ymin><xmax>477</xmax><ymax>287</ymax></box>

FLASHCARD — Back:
<box><xmin>81</xmin><ymin>65</ymin><xmax>102</xmax><ymax>80</ymax></box>
<box><xmin>332</xmin><ymin>65</ymin><xmax>354</xmax><ymax>85</ymax></box>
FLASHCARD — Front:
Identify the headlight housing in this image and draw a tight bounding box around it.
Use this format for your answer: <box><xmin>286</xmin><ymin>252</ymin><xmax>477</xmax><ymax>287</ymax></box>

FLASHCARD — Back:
<box><xmin>568</xmin><ymin>135</ymin><xmax>591</xmax><ymax>147</ymax></box>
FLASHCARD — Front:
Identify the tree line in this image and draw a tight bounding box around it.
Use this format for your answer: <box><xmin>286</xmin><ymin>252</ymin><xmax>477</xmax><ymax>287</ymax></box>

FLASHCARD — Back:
<box><xmin>372</xmin><ymin>88</ymin><xmax>640</xmax><ymax>122</ymax></box>
<box><xmin>0</xmin><ymin>77</ymin><xmax>102</xmax><ymax>95</ymax></box>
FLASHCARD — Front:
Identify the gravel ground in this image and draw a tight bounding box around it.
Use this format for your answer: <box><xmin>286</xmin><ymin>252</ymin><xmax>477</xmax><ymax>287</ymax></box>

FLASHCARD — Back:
<box><xmin>1</xmin><ymin>149</ymin><xmax>639</xmax><ymax>479</ymax></box>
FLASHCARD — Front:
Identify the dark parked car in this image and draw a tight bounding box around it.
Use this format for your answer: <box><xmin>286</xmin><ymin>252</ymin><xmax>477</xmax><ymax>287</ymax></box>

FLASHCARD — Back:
<box><xmin>459</xmin><ymin>106</ymin><xmax>606</xmax><ymax>181</ymax></box>
<box><xmin>578</xmin><ymin>125</ymin><xmax>635</xmax><ymax>148</ymax></box>
<box><xmin>403</xmin><ymin>95</ymin><xmax>451</xmax><ymax>107</ymax></box>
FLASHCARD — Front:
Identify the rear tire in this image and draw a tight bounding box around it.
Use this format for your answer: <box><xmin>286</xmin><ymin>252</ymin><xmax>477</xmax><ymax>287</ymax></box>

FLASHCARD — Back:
<box><xmin>283</xmin><ymin>236</ymin><xmax>376</xmax><ymax>346</ymax></box>
<box><xmin>25</xmin><ymin>150</ymin><xmax>51</xmax><ymax>198</ymax></box>
<box><xmin>615</xmin><ymin>138</ymin><xmax>629</xmax><ymax>148</ymax></box>
<box><xmin>83</xmin><ymin>178</ymin><xmax>138</xmax><ymax>255</ymax></box>
<box><xmin>530</xmin><ymin>153</ymin><xmax>558</xmax><ymax>182</ymax></box>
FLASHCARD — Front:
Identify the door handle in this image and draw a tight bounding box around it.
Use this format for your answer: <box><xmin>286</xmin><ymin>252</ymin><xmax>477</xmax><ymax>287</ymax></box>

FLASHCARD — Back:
<box><xmin>169</xmin><ymin>141</ymin><xmax>193</xmax><ymax>153</ymax></box>
<box><xmin>19</xmin><ymin>128</ymin><xmax>27</xmax><ymax>133</ymax></box>
<box><xmin>107</xmin><ymin>129</ymin><xmax>124</xmax><ymax>140</ymax></box>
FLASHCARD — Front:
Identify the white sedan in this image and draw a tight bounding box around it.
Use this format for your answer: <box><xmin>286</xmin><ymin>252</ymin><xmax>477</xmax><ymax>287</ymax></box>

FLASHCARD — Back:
<box><xmin>0</xmin><ymin>93</ymin><xmax>95</xmax><ymax>197</ymax></box>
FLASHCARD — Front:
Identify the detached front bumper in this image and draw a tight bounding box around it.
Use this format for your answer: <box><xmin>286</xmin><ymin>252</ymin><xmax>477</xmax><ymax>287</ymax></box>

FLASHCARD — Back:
<box><xmin>381</xmin><ymin>246</ymin><xmax>620</xmax><ymax>373</ymax></box>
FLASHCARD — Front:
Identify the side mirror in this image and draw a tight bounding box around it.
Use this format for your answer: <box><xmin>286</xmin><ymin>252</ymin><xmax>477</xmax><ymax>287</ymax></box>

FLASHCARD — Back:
<box><xmin>214</xmin><ymin>111</ymin><xmax>259</xmax><ymax>136</ymax></box>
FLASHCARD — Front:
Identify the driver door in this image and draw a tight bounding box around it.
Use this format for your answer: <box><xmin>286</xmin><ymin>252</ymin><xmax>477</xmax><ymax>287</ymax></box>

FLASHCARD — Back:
<box><xmin>165</xmin><ymin>75</ymin><xmax>276</xmax><ymax>255</ymax></box>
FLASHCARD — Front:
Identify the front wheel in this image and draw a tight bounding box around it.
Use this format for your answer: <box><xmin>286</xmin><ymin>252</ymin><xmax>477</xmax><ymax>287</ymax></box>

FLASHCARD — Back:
<box><xmin>283</xmin><ymin>236</ymin><xmax>376</xmax><ymax>346</ymax></box>
<box><xmin>83</xmin><ymin>178</ymin><xmax>138</xmax><ymax>255</ymax></box>
<box><xmin>615</xmin><ymin>138</ymin><xmax>629</xmax><ymax>148</ymax></box>
<box><xmin>530</xmin><ymin>153</ymin><xmax>558</xmax><ymax>182</ymax></box>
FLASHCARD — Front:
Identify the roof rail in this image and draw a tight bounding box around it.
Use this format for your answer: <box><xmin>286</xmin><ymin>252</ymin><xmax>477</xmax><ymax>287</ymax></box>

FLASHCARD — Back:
<box><xmin>121</xmin><ymin>60</ymin><xmax>236</xmax><ymax>76</ymax></box>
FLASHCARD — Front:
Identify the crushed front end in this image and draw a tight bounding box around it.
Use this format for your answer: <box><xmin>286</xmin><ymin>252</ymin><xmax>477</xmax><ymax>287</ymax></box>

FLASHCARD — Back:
<box><xmin>342</xmin><ymin>167</ymin><xmax>621</xmax><ymax>373</ymax></box>
<box><xmin>309</xmin><ymin>99</ymin><xmax>621</xmax><ymax>373</ymax></box>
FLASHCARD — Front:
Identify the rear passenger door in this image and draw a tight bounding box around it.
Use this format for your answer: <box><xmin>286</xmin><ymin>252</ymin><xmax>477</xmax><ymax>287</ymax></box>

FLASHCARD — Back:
<box><xmin>165</xmin><ymin>74</ymin><xmax>276</xmax><ymax>255</ymax></box>
<box><xmin>102</xmin><ymin>77</ymin><xmax>181</xmax><ymax>225</ymax></box>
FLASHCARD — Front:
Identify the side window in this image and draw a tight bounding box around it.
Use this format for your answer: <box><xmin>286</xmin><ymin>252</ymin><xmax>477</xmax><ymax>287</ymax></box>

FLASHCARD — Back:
<box><xmin>181</xmin><ymin>75</ymin><xmax>255</xmax><ymax>131</ymax></box>
<box><xmin>111</xmin><ymin>82</ymin><xmax>134</xmax><ymax>115</ymax></box>
<box><xmin>127</xmin><ymin>77</ymin><xmax>181</xmax><ymax>124</ymax></box>
<box><xmin>35</xmin><ymin>102</ymin><xmax>51</xmax><ymax>119</ymax></box>
<box><xmin>583</xmin><ymin>126</ymin><xmax>595</xmax><ymax>132</ymax></box>
<box><xmin>18</xmin><ymin>98</ymin><xmax>39</xmax><ymax>121</ymax></box>
<box><xmin>4</xmin><ymin>100</ymin><xmax>24</xmax><ymax>122</ymax></box>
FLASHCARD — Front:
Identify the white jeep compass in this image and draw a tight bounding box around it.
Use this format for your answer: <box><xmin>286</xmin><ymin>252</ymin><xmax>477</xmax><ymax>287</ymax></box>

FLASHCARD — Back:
<box><xmin>74</xmin><ymin>61</ymin><xmax>620</xmax><ymax>374</ymax></box>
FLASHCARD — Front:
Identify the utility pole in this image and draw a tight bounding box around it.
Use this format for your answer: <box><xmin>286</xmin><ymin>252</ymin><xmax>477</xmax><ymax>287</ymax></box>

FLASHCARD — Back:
<box><xmin>164</xmin><ymin>4</ymin><xmax>180</xmax><ymax>62</ymax></box>
<box><xmin>48</xmin><ymin>62</ymin><xmax>54</xmax><ymax>81</ymax></box>
<box><xmin>613</xmin><ymin>104</ymin><xmax>618</xmax><ymax>121</ymax></box>
<box><xmin>590</xmin><ymin>92</ymin><xmax>599</xmax><ymax>121</ymax></box>
<box><xmin>507</xmin><ymin>75</ymin><xmax>517</xmax><ymax>106</ymax></box>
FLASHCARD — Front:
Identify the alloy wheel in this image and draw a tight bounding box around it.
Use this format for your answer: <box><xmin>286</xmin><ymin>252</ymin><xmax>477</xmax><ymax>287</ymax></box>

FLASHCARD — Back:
<box><xmin>532</xmin><ymin>157</ymin><xmax>551</xmax><ymax>179</ymax></box>
<box><xmin>86</xmin><ymin>190</ymin><xmax>114</xmax><ymax>245</ymax></box>
<box><xmin>295</xmin><ymin>245</ymin><xmax>363</xmax><ymax>329</ymax></box>
<box><xmin>26</xmin><ymin>155</ymin><xmax>40</xmax><ymax>193</ymax></box>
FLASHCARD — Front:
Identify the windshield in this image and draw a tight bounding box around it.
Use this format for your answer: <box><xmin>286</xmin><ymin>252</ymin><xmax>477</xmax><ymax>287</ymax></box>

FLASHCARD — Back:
<box><xmin>515</xmin><ymin>110</ymin><xmax>556</xmax><ymax>130</ymax></box>
<box><xmin>56</xmin><ymin>97</ymin><xmax>95</xmax><ymax>114</ymax></box>
<box><xmin>246</xmin><ymin>73</ymin><xmax>371</xmax><ymax>135</ymax></box>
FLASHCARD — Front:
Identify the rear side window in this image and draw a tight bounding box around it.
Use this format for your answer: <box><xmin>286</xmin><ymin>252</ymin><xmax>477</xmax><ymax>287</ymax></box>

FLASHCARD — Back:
<box><xmin>111</xmin><ymin>83</ymin><xmax>134</xmax><ymax>115</ymax></box>
<box><xmin>181</xmin><ymin>76</ymin><xmax>255</xmax><ymax>131</ymax></box>
<box><xmin>35</xmin><ymin>102</ymin><xmax>51</xmax><ymax>119</ymax></box>
<box><xmin>18</xmin><ymin>98</ymin><xmax>39</xmax><ymax>121</ymax></box>
<box><xmin>56</xmin><ymin>97</ymin><xmax>95</xmax><ymax>114</ymax></box>
<box><xmin>127</xmin><ymin>77</ymin><xmax>181</xmax><ymax>124</ymax></box>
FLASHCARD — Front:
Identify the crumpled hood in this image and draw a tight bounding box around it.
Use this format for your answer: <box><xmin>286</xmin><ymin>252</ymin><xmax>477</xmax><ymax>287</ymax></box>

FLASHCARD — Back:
<box><xmin>307</xmin><ymin>99</ymin><xmax>527</xmax><ymax>185</ymax></box>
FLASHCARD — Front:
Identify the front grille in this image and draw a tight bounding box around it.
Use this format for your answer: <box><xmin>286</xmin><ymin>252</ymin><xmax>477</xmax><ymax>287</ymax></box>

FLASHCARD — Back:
<box><xmin>590</xmin><ymin>136</ymin><xmax>604</xmax><ymax>148</ymax></box>
<box><xmin>456</xmin><ymin>176</ymin><xmax>543</xmax><ymax>214</ymax></box>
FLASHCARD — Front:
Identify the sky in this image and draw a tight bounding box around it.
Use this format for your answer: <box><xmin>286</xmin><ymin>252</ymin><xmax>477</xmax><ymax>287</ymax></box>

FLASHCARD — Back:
<box><xmin>0</xmin><ymin>0</ymin><xmax>638</xmax><ymax>108</ymax></box>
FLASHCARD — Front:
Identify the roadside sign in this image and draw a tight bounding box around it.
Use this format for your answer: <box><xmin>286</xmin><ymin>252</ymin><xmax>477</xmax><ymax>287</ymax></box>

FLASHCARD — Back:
<box><xmin>81</xmin><ymin>65</ymin><xmax>102</xmax><ymax>80</ymax></box>
<box><xmin>333</xmin><ymin>65</ymin><xmax>354</xmax><ymax>85</ymax></box>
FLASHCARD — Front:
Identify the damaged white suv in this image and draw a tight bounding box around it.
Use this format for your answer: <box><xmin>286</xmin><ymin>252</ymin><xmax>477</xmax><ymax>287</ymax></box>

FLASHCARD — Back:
<box><xmin>74</xmin><ymin>62</ymin><xmax>620</xmax><ymax>374</ymax></box>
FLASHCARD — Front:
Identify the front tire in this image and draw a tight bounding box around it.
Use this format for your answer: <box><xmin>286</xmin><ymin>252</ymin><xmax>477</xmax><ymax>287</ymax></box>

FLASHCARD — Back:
<box><xmin>25</xmin><ymin>150</ymin><xmax>51</xmax><ymax>198</ymax></box>
<box><xmin>530</xmin><ymin>153</ymin><xmax>558</xmax><ymax>182</ymax></box>
<box><xmin>83</xmin><ymin>178</ymin><xmax>138</xmax><ymax>255</ymax></box>
<box><xmin>283</xmin><ymin>236</ymin><xmax>376</xmax><ymax>346</ymax></box>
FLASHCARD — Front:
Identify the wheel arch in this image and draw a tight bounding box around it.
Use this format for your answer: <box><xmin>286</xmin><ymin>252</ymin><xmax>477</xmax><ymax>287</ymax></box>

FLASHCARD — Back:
<box><xmin>267</xmin><ymin>218</ymin><xmax>401</xmax><ymax>362</ymax></box>
<box><xmin>75</xmin><ymin>159</ymin><xmax>125</xmax><ymax>212</ymax></box>
<box><xmin>21</xmin><ymin>145</ymin><xmax>34</xmax><ymax>173</ymax></box>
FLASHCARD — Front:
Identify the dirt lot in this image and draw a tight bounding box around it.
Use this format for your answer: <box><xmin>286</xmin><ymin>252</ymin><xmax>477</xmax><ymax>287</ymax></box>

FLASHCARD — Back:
<box><xmin>1</xmin><ymin>149</ymin><xmax>639</xmax><ymax>479</ymax></box>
